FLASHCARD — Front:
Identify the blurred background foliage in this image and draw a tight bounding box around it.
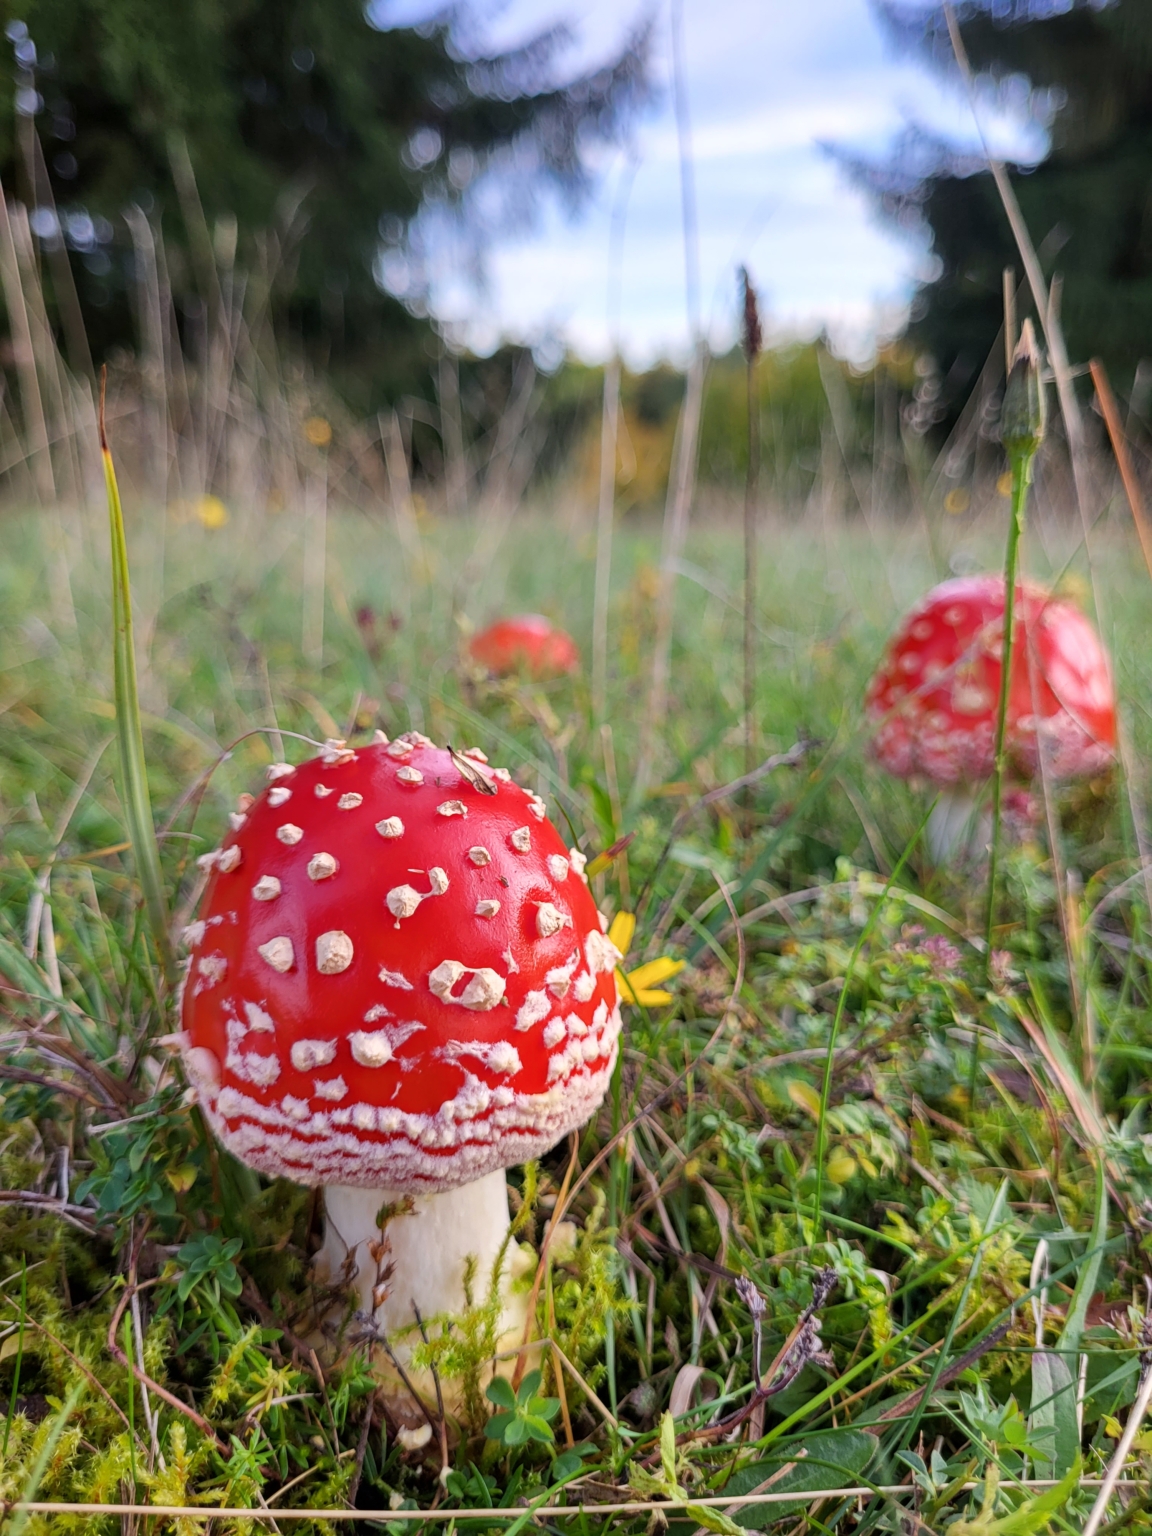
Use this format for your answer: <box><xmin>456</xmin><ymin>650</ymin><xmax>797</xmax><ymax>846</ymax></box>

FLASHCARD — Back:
<box><xmin>0</xmin><ymin>0</ymin><xmax>649</xmax><ymax>407</ymax></box>
<box><xmin>870</xmin><ymin>0</ymin><xmax>1152</xmax><ymax>418</ymax></box>
<box><xmin>0</xmin><ymin>0</ymin><xmax>1147</xmax><ymax>502</ymax></box>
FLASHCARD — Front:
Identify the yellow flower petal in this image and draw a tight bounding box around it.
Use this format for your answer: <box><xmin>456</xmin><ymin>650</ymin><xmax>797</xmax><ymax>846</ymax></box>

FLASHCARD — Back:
<box><xmin>634</xmin><ymin>988</ymin><xmax>675</xmax><ymax>1007</ymax></box>
<box><xmin>616</xmin><ymin>969</ymin><xmax>675</xmax><ymax>1007</ymax></box>
<box><xmin>625</xmin><ymin>957</ymin><xmax>685</xmax><ymax>991</ymax></box>
<box><xmin>607</xmin><ymin>910</ymin><xmax>636</xmax><ymax>957</ymax></box>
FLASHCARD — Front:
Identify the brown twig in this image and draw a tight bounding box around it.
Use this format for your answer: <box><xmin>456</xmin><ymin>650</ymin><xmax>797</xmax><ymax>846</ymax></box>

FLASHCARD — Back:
<box><xmin>875</xmin><ymin>1318</ymin><xmax>1013</xmax><ymax>1421</ymax></box>
<box><xmin>107</xmin><ymin>1281</ymin><xmax>225</xmax><ymax>1450</ymax></box>
<box><xmin>0</xmin><ymin>1299</ymin><xmax>137</xmax><ymax>1438</ymax></box>
<box><xmin>346</xmin><ymin>1389</ymin><xmax>378</xmax><ymax>1507</ymax></box>
<box><xmin>1090</xmin><ymin>356</ymin><xmax>1152</xmax><ymax>583</ymax></box>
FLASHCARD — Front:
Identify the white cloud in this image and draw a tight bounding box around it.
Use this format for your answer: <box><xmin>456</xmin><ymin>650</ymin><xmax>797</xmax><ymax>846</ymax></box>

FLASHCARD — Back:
<box><xmin>380</xmin><ymin>0</ymin><xmax>1041</xmax><ymax>364</ymax></box>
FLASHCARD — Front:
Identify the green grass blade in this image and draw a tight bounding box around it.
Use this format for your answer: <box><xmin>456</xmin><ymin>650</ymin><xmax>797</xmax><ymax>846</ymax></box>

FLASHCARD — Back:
<box><xmin>811</xmin><ymin>800</ymin><xmax>934</xmax><ymax>1238</ymax></box>
<box><xmin>101</xmin><ymin>382</ymin><xmax>175</xmax><ymax>986</ymax></box>
<box><xmin>2</xmin><ymin>1258</ymin><xmax>27</xmax><ymax>1455</ymax></box>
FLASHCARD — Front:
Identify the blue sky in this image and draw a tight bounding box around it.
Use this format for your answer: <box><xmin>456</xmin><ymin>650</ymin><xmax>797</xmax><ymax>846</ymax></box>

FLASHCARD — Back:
<box><xmin>377</xmin><ymin>0</ymin><xmax>1041</xmax><ymax>366</ymax></box>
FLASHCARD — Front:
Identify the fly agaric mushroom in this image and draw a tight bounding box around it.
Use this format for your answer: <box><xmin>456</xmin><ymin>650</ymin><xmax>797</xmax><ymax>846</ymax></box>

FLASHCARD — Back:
<box><xmin>469</xmin><ymin>615</ymin><xmax>579</xmax><ymax>678</ymax></box>
<box><xmin>177</xmin><ymin>732</ymin><xmax>620</xmax><ymax>1413</ymax></box>
<box><xmin>866</xmin><ymin>574</ymin><xmax>1116</xmax><ymax>861</ymax></box>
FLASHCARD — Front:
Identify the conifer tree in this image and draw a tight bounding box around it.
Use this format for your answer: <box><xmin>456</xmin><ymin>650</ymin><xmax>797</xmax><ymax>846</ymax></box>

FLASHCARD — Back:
<box><xmin>874</xmin><ymin>0</ymin><xmax>1152</xmax><ymax>396</ymax></box>
<box><xmin>0</xmin><ymin>0</ymin><xmax>648</xmax><ymax>401</ymax></box>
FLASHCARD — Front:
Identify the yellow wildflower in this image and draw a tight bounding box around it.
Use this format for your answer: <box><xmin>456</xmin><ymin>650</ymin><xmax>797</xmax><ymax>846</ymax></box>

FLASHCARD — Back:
<box><xmin>607</xmin><ymin>910</ymin><xmax>685</xmax><ymax>1008</ymax></box>
<box><xmin>195</xmin><ymin>494</ymin><xmax>228</xmax><ymax>529</ymax></box>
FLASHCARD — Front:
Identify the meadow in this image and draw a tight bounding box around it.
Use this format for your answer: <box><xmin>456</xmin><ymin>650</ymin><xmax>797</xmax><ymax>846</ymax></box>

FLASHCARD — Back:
<box><xmin>3</xmin><ymin>412</ymin><xmax>1152</xmax><ymax>1531</ymax></box>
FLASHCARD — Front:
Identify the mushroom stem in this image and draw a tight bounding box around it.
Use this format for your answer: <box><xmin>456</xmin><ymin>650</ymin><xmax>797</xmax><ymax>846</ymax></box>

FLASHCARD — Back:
<box><xmin>317</xmin><ymin>1170</ymin><xmax>532</xmax><ymax>1411</ymax></box>
<box><xmin>926</xmin><ymin>785</ymin><xmax>987</xmax><ymax>865</ymax></box>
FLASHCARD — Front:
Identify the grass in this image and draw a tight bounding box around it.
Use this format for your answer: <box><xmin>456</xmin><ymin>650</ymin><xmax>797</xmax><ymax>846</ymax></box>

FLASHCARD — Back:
<box><xmin>3</xmin><ymin>477</ymin><xmax>1152</xmax><ymax>1532</ymax></box>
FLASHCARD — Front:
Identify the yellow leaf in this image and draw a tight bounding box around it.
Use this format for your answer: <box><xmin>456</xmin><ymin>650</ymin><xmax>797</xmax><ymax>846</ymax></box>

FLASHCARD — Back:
<box><xmin>826</xmin><ymin>1148</ymin><xmax>856</xmax><ymax>1185</ymax></box>
<box><xmin>0</xmin><ymin>1332</ymin><xmax>26</xmax><ymax>1362</ymax></box>
<box><xmin>607</xmin><ymin>910</ymin><xmax>636</xmax><ymax>957</ymax></box>
<box><xmin>788</xmin><ymin>1080</ymin><xmax>822</xmax><ymax>1119</ymax></box>
<box><xmin>626</xmin><ymin>957</ymin><xmax>685</xmax><ymax>991</ymax></box>
<box><xmin>166</xmin><ymin>1163</ymin><xmax>198</xmax><ymax>1193</ymax></box>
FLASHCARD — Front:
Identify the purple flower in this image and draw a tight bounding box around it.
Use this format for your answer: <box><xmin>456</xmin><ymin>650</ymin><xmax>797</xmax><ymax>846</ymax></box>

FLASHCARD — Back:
<box><xmin>919</xmin><ymin>934</ymin><xmax>961</xmax><ymax>976</ymax></box>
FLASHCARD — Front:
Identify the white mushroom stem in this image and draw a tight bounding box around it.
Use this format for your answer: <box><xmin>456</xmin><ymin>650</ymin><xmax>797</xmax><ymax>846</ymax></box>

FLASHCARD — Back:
<box><xmin>925</xmin><ymin>784</ymin><xmax>989</xmax><ymax>866</ymax></box>
<box><xmin>316</xmin><ymin>1170</ymin><xmax>532</xmax><ymax>1416</ymax></box>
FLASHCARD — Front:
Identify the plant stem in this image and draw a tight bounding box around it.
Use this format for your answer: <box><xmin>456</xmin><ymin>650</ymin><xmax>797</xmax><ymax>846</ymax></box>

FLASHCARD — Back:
<box><xmin>981</xmin><ymin>448</ymin><xmax>1031</xmax><ymax>970</ymax></box>
<box><xmin>101</xmin><ymin>373</ymin><xmax>176</xmax><ymax>986</ymax></box>
<box><xmin>742</xmin><ymin>284</ymin><xmax>761</xmax><ymax>814</ymax></box>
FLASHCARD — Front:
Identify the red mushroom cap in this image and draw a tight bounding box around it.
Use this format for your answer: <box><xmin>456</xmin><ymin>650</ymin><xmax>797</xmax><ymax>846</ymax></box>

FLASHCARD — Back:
<box><xmin>469</xmin><ymin>616</ymin><xmax>580</xmax><ymax>678</ymax></box>
<box><xmin>179</xmin><ymin>735</ymin><xmax>620</xmax><ymax>1192</ymax></box>
<box><xmin>866</xmin><ymin>574</ymin><xmax>1116</xmax><ymax>785</ymax></box>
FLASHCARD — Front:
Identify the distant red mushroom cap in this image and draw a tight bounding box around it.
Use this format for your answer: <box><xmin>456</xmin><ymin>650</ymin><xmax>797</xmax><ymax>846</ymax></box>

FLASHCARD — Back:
<box><xmin>865</xmin><ymin>575</ymin><xmax>1116</xmax><ymax>785</ymax></box>
<box><xmin>179</xmin><ymin>735</ymin><xmax>620</xmax><ymax>1192</ymax></box>
<box><xmin>470</xmin><ymin>616</ymin><xmax>580</xmax><ymax>678</ymax></box>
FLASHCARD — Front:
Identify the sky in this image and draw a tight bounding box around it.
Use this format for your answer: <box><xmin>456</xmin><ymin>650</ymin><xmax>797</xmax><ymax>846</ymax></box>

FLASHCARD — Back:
<box><xmin>375</xmin><ymin>0</ymin><xmax>1043</xmax><ymax>368</ymax></box>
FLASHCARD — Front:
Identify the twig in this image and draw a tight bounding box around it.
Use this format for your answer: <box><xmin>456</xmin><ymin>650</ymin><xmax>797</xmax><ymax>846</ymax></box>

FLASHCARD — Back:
<box><xmin>107</xmin><ymin>1282</ymin><xmax>225</xmax><ymax>1450</ymax></box>
<box><xmin>345</xmin><ymin>1390</ymin><xmax>377</xmax><ymax>1507</ymax></box>
<box><xmin>1089</xmin><ymin>357</ymin><xmax>1152</xmax><ymax>582</ymax></box>
<box><xmin>1082</xmin><ymin>1359</ymin><xmax>1152</xmax><ymax>1536</ymax></box>
<box><xmin>0</xmin><ymin>1300</ymin><xmax>136</xmax><ymax>1439</ymax></box>
<box><xmin>7</xmin><ymin>1484</ymin><xmax>1143</xmax><ymax>1522</ymax></box>
<box><xmin>875</xmin><ymin>1318</ymin><xmax>1012</xmax><ymax>1421</ymax></box>
<box><xmin>411</xmin><ymin>1305</ymin><xmax>449</xmax><ymax>1482</ymax></box>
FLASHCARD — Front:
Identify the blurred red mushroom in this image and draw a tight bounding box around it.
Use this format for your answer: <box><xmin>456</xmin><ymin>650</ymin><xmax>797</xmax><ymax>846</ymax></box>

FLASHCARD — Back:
<box><xmin>470</xmin><ymin>614</ymin><xmax>579</xmax><ymax>678</ymax></box>
<box><xmin>866</xmin><ymin>574</ymin><xmax>1116</xmax><ymax>861</ymax></box>
<box><xmin>178</xmin><ymin>732</ymin><xmax>619</xmax><ymax>1417</ymax></box>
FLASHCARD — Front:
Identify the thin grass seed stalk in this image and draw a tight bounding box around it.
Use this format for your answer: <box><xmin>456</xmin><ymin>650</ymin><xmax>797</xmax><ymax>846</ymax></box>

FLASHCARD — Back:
<box><xmin>100</xmin><ymin>374</ymin><xmax>176</xmax><ymax>986</ymax></box>
<box><xmin>981</xmin><ymin>320</ymin><xmax>1046</xmax><ymax>986</ymax></box>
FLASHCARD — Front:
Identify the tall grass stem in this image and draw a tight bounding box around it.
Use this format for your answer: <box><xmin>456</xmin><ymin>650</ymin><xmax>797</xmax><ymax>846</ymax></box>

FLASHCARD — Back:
<box><xmin>101</xmin><ymin>374</ymin><xmax>176</xmax><ymax>986</ymax></box>
<box><xmin>740</xmin><ymin>268</ymin><xmax>762</xmax><ymax>804</ymax></box>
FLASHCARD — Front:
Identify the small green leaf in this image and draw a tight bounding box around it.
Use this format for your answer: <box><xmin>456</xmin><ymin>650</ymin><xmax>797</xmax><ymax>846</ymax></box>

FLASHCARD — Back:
<box><xmin>483</xmin><ymin>1411</ymin><xmax>515</xmax><ymax>1442</ymax></box>
<box><xmin>516</xmin><ymin>1370</ymin><xmax>542</xmax><ymax>1404</ymax></box>
<box><xmin>486</xmin><ymin>1377</ymin><xmax>517</xmax><ymax>1411</ymax></box>
<box><xmin>659</xmin><ymin>1410</ymin><xmax>678</xmax><ymax>1494</ymax></box>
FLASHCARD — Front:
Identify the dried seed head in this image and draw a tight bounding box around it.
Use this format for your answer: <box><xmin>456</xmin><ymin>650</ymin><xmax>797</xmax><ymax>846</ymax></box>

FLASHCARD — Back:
<box><xmin>1001</xmin><ymin>318</ymin><xmax>1046</xmax><ymax>458</ymax></box>
<box><xmin>740</xmin><ymin>265</ymin><xmax>762</xmax><ymax>360</ymax></box>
